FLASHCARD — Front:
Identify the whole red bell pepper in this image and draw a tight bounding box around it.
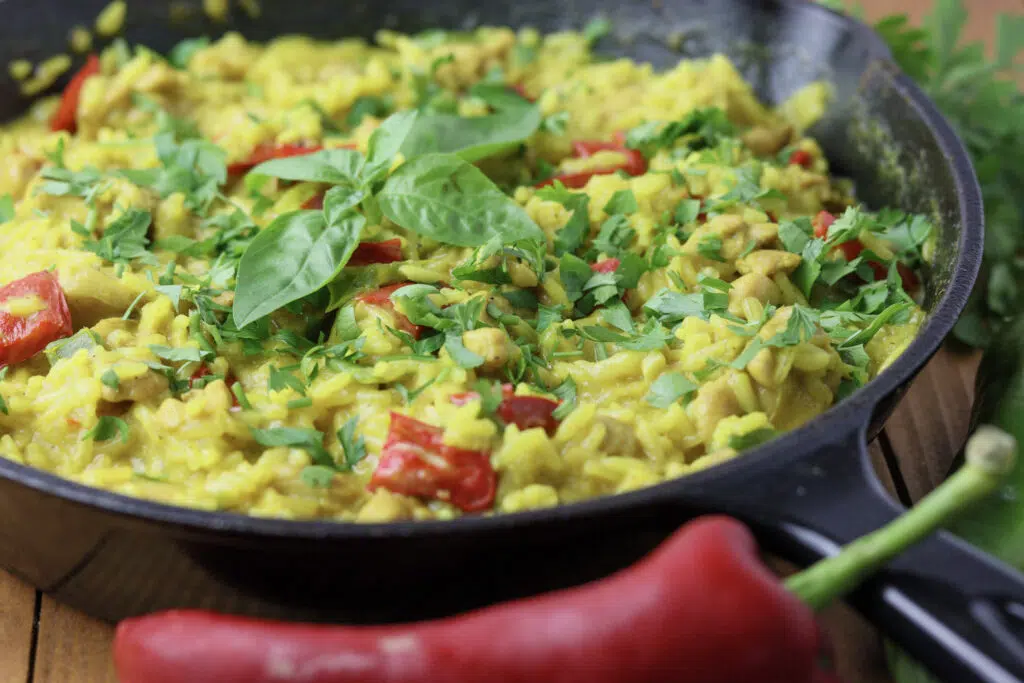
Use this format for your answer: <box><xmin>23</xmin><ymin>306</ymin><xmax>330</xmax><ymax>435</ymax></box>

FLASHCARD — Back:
<box><xmin>50</xmin><ymin>54</ymin><xmax>101</xmax><ymax>133</ymax></box>
<box><xmin>0</xmin><ymin>271</ymin><xmax>73</xmax><ymax>367</ymax></box>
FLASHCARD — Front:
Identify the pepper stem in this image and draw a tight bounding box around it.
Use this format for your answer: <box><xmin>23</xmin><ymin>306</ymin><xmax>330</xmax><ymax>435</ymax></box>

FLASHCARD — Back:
<box><xmin>785</xmin><ymin>425</ymin><xmax>1017</xmax><ymax>611</ymax></box>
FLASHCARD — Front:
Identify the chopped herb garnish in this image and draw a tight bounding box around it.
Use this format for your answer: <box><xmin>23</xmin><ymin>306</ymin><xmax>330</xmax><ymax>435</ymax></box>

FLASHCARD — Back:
<box><xmin>101</xmin><ymin>368</ymin><xmax>121</xmax><ymax>390</ymax></box>
<box><xmin>645</xmin><ymin>372</ymin><xmax>698</xmax><ymax>408</ymax></box>
<box><xmin>82</xmin><ymin>416</ymin><xmax>130</xmax><ymax>443</ymax></box>
<box><xmin>728</xmin><ymin>428</ymin><xmax>779</xmax><ymax>452</ymax></box>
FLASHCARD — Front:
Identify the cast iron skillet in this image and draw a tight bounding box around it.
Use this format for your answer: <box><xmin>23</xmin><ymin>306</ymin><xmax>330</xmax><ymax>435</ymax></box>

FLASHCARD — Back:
<box><xmin>0</xmin><ymin>0</ymin><xmax>1019</xmax><ymax>681</ymax></box>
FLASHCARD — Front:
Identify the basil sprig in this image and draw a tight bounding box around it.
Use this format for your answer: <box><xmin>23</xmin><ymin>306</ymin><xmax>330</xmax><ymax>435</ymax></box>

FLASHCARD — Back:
<box><xmin>231</xmin><ymin>109</ymin><xmax>545</xmax><ymax>327</ymax></box>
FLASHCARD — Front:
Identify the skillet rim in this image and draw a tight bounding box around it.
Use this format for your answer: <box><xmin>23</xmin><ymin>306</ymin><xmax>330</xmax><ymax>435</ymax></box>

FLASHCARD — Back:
<box><xmin>0</xmin><ymin>0</ymin><xmax>983</xmax><ymax>541</ymax></box>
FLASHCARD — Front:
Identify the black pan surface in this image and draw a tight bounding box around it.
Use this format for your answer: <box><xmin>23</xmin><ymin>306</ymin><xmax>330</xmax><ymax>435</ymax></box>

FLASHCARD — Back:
<box><xmin>0</xmin><ymin>1</ymin><xmax>1016</xmax><ymax>682</ymax></box>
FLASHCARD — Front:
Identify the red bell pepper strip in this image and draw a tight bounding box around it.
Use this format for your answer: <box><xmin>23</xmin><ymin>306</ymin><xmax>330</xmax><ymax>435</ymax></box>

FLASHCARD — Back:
<box><xmin>0</xmin><ymin>271</ymin><xmax>73</xmax><ymax>368</ymax></box>
<box><xmin>812</xmin><ymin>211</ymin><xmax>919</xmax><ymax>292</ymax></box>
<box><xmin>50</xmin><ymin>54</ymin><xmax>101</xmax><ymax>133</ymax></box>
<box><xmin>227</xmin><ymin>144</ymin><xmax>324</xmax><ymax>176</ymax></box>
<box><xmin>112</xmin><ymin>429</ymin><xmax>1016</xmax><ymax>683</ymax></box>
<box><xmin>368</xmin><ymin>412</ymin><xmax>497</xmax><ymax>513</ymax></box>
<box><xmin>789</xmin><ymin>150</ymin><xmax>813</xmax><ymax>169</ymax></box>
<box><xmin>356</xmin><ymin>282</ymin><xmax>425</xmax><ymax>340</ymax></box>
<box><xmin>348</xmin><ymin>239</ymin><xmax>404</xmax><ymax>267</ymax></box>
<box><xmin>451</xmin><ymin>385</ymin><xmax>561</xmax><ymax>436</ymax></box>
<box><xmin>536</xmin><ymin>135</ymin><xmax>647</xmax><ymax>189</ymax></box>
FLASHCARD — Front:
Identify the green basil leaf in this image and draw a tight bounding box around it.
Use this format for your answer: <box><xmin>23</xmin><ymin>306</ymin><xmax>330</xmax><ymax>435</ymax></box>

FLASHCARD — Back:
<box><xmin>249</xmin><ymin>148</ymin><xmax>364</xmax><ymax>184</ymax></box>
<box><xmin>401</xmin><ymin>84</ymin><xmax>541</xmax><ymax>162</ymax></box>
<box><xmin>362</xmin><ymin>110</ymin><xmax>419</xmax><ymax>182</ymax></box>
<box><xmin>645</xmin><ymin>372</ymin><xmax>698</xmax><ymax>408</ymax></box>
<box><xmin>377</xmin><ymin>153</ymin><xmax>544</xmax><ymax>247</ymax></box>
<box><xmin>233</xmin><ymin>209</ymin><xmax>366</xmax><ymax>327</ymax></box>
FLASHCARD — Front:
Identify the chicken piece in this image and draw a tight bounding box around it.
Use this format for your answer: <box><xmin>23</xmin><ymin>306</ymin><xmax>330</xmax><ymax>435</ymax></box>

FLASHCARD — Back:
<box><xmin>596</xmin><ymin>416</ymin><xmax>640</xmax><ymax>456</ymax></box>
<box><xmin>742</xmin><ymin>123</ymin><xmax>794</xmax><ymax>156</ymax></box>
<box><xmin>727</xmin><ymin>273</ymin><xmax>783</xmax><ymax>317</ymax></box>
<box><xmin>462</xmin><ymin>327</ymin><xmax>520</xmax><ymax>372</ymax></box>
<box><xmin>687</xmin><ymin>376</ymin><xmax>742</xmax><ymax>444</ymax></box>
<box><xmin>736</xmin><ymin>250</ymin><xmax>802</xmax><ymax>278</ymax></box>
<box><xmin>101</xmin><ymin>368</ymin><xmax>169</xmax><ymax>403</ymax></box>
<box><xmin>0</xmin><ymin>153</ymin><xmax>40</xmax><ymax>200</ymax></box>
<box><xmin>58</xmin><ymin>265</ymin><xmax>147</xmax><ymax>327</ymax></box>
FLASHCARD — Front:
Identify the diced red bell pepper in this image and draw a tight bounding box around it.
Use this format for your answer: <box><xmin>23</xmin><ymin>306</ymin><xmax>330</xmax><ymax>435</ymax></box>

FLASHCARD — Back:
<box><xmin>590</xmin><ymin>258</ymin><xmax>620</xmax><ymax>274</ymax></box>
<box><xmin>812</xmin><ymin>210</ymin><xmax>836</xmax><ymax>239</ymax></box>
<box><xmin>368</xmin><ymin>412</ymin><xmax>497</xmax><ymax>513</ymax></box>
<box><xmin>0</xmin><ymin>271</ymin><xmax>73</xmax><ymax>368</ymax></box>
<box><xmin>227</xmin><ymin>144</ymin><xmax>324</xmax><ymax>176</ymax></box>
<box><xmin>536</xmin><ymin>134</ymin><xmax>647</xmax><ymax>189</ymax></box>
<box><xmin>50</xmin><ymin>54</ymin><xmax>101</xmax><ymax>134</ymax></box>
<box><xmin>789</xmin><ymin>150</ymin><xmax>813</xmax><ymax>169</ymax></box>
<box><xmin>450</xmin><ymin>385</ymin><xmax>561</xmax><ymax>436</ymax></box>
<box><xmin>348</xmin><ymin>239</ymin><xmax>403</xmax><ymax>267</ymax></box>
<box><xmin>356</xmin><ymin>282</ymin><xmax>425</xmax><ymax>340</ymax></box>
<box><xmin>496</xmin><ymin>396</ymin><xmax>560</xmax><ymax>436</ymax></box>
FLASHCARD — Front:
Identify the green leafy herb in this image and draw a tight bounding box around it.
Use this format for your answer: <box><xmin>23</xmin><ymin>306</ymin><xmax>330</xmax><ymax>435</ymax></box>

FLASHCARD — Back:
<box><xmin>336</xmin><ymin>416</ymin><xmax>368</xmax><ymax>470</ymax></box>
<box><xmin>231</xmin><ymin>382</ymin><xmax>252</xmax><ymax>410</ymax></box>
<box><xmin>400</xmin><ymin>84</ymin><xmax>541</xmax><ymax>162</ymax></box>
<box><xmin>697</xmin><ymin>235</ymin><xmax>726</xmax><ymax>262</ymax></box>
<box><xmin>167</xmin><ymin>36</ymin><xmax>210</xmax><ymax>69</ymax></box>
<box><xmin>0</xmin><ymin>194</ymin><xmax>13</xmax><ymax>224</ymax></box>
<box><xmin>583</xmin><ymin>16</ymin><xmax>612</xmax><ymax>44</ymax></box>
<box><xmin>537</xmin><ymin>183</ymin><xmax>591</xmax><ymax>256</ymax></box>
<box><xmin>674</xmin><ymin>198</ymin><xmax>702</xmax><ymax>225</ymax></box>
<box><xmin>551</xmin><ymin>375</ymin><xmax>577</xmax><ymax>419</ymax></box>
<box><xmin>149</xmin><ymin>344</ymin><xmax>211</xmax><ymax>364</ymax></box>
<box><xmin>248</xmin><ymin>148</ymin><xmax>364</xmax><ymax>185</ymax></box>
<box><xmin>82</xmin><ymin>209</ymin><xmax>156</xmax><ymax>266</ymax></box>
<box><xmin>44</xmin><ymin>330</ymin><xmax>101</xmax><ymax>369</ymax></box>
<box><xmin>378</xmin><ymin>153</ymin><xmax>544</xmax><ymax>247</ymax></box>
<box><xmin>268</xmin><ymin>364</ymin><xmax>307</xmax><ymax>396</ymax></box>
<box><xmin>101</xmin><ymin>368</ymin><xmax>121</xmax><ymax>390</ymax></box>
<box><xmin>82</xmin><ymin>416</ymin><xmax>130</xmax><ymax>443</ymax></box>
<box><xmin>120</xmin><ymin>133</ymin><xmax>227</xmax><ymax>216</ymax></box>
<box><xmin>232</xmin><ymin>202</ymin><xmax>367</xmax><ymax>327</ymax></box>
<box><xmin>645</xmin><ymin>372</ymin><xmax>698</xmax><ymax>408</ymax></box>
<box><xmin>347</xmin><ymin>95</ymin><xmax>393</xmax><ymax>129</ymax></box>
<box><xmin>728</xmin><ymin>428</ymin><xmax>779</xmax><ymax>451</ymax></box>
<box><xmin>251</xmin><ymin>427</ymin><xmax>333</xmax><ymax>468</ymax></box>
<box><xmin>625</xmin><ymin>108</ymin><xmax>736</xmax><ymax>158</ymax></box>
<box><xmin>604</xmin><ymin>189</ymin><xmax>638</xmax><ymax>216</ymax></box>
<box><xmin>300</xmin><ymin>466</ymin><xmax>335</xmax><ymax>488</ymax></box>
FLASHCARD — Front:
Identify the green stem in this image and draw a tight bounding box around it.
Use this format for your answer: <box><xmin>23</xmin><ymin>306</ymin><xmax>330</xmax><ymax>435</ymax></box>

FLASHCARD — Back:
<box><xmin>785</xmin><ymin>425</ymin><xmax>1018</xmax><ymax>611</ymax></box>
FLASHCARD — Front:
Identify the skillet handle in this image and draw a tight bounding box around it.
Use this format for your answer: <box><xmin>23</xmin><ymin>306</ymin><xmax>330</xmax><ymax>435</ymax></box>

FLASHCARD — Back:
<box><xmin>715</xmin><ymin>423</ymin><xmax>1024</xmax><ymax>683</ymax></box>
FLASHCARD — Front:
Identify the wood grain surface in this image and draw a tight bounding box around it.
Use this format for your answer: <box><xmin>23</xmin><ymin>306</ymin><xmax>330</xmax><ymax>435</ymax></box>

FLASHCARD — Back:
<box><xmin>0</xmin><ymin>1</ymin><xmax>1015</xmax><ymax>681</ymax></box>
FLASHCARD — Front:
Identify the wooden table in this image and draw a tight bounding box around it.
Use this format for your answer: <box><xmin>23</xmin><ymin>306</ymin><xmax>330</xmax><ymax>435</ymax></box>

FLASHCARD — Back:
<box><xmin>0</xmin><ymin>0</ymin><xmax>1016</xmax><ymax>680</ymax></box>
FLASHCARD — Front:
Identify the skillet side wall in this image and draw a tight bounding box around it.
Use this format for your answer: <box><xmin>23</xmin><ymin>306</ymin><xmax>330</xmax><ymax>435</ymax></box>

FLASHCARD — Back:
<box><xmin>0</xmin><ymin>0</ymin><xmax>975</xmax><ymax>622</ymax></box>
